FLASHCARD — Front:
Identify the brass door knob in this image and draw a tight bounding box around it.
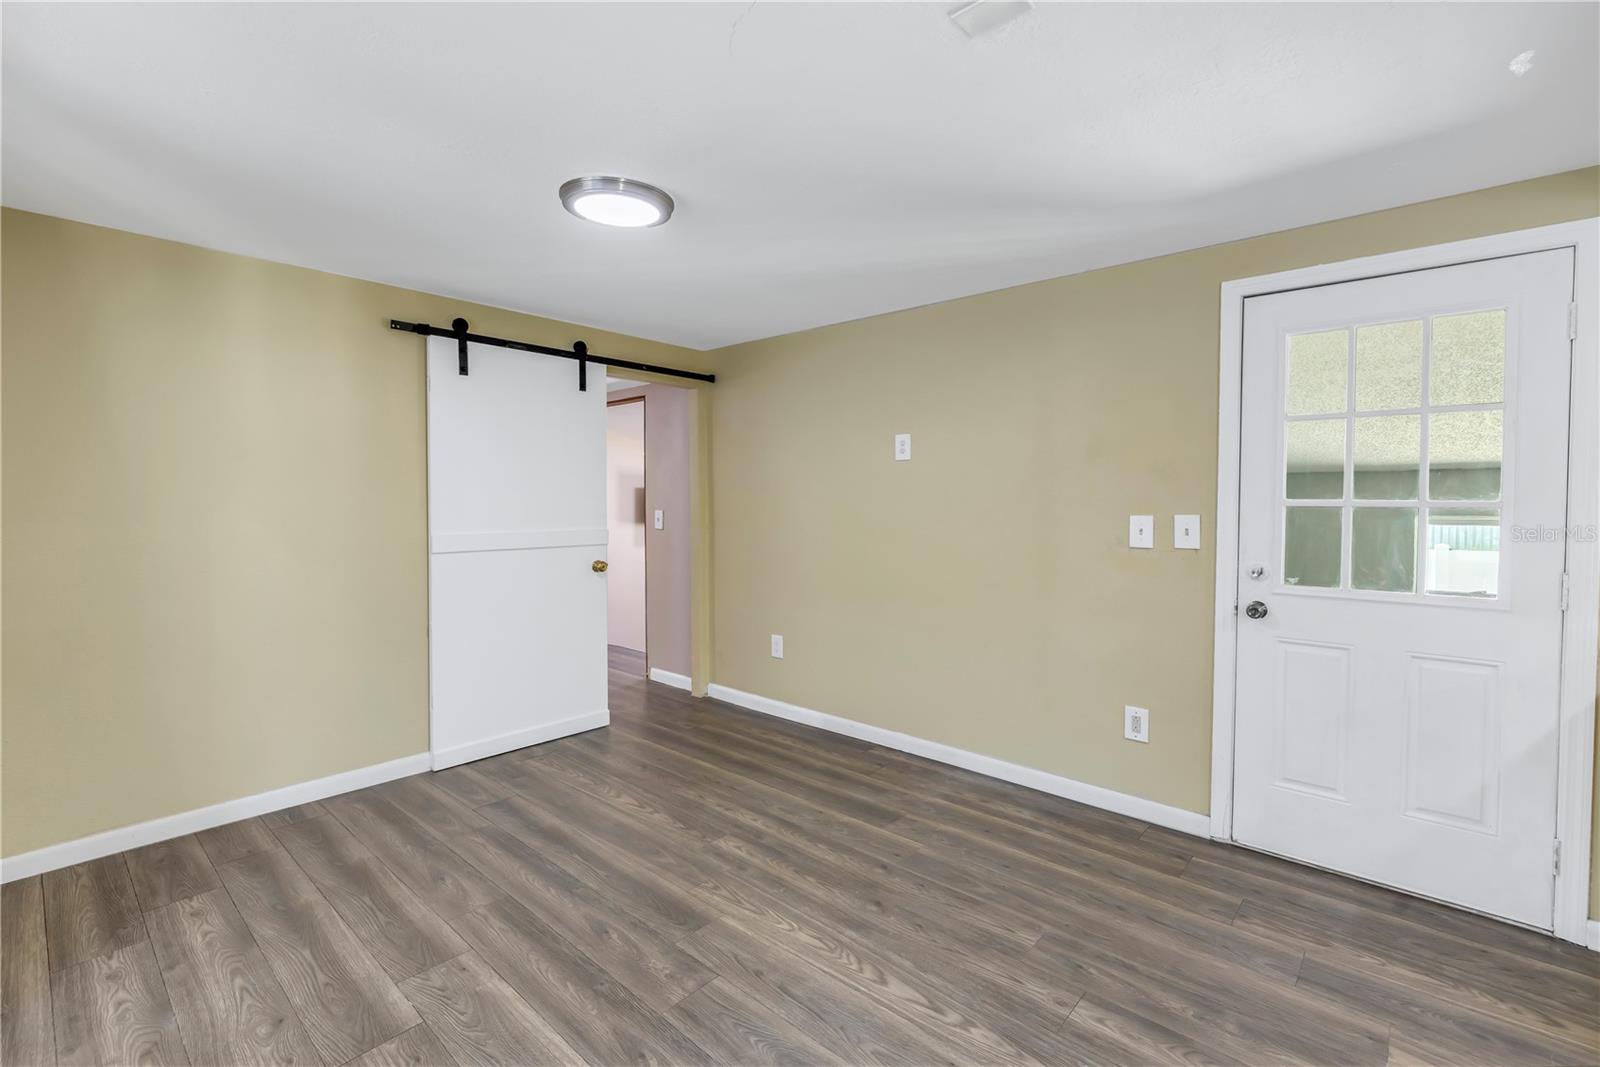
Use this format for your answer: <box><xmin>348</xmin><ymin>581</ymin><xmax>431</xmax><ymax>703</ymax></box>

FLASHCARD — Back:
<box><xmin>592</xmin><ymin>560</ymin><xmax>608</xmax><ymax>573</ymax></box>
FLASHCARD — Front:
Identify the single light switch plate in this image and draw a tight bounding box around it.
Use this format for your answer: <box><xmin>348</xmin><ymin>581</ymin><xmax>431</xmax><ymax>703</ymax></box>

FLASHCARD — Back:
<box><xmin>1174</xmin><ymin>514</ymin><xmax>1200</xmax><ymax>550</ymax></box>
<box><xmin>653</xmin><ymin>508</ymin><xmax>665</xmax><ymax>531</ymax></box>
<box><xmin>1124</xmin><ymin>705</ymin><xmax>1150</xmax><ymax>743</ymax></box>
<box><xmin>894</xmin><ymin>433</ymin><xmax>912</xmax><ymax>462</ymax></box>
<box><xmin>1129</xmin><ymin>515</ymin><xmax>1154</xmax><ymax>549</ymax></box>
<box><xmin>771</xmin><ymin>634</ymin><xmax>784</xmax><ymax>659</ymax></box>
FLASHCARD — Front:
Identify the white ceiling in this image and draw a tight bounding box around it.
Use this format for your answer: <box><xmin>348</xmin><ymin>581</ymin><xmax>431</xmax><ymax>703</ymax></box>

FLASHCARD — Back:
<box><xmin>4</xmin><ymin>3</ymin><xmax>1595</xmax><ymax>350</ymax></box>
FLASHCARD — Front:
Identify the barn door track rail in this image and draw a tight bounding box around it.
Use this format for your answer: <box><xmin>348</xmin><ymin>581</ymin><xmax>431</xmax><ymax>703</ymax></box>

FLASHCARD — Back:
<box><xmin>390</xmin><ymin>317</ymin><xmax>715</xmax><ymax>389</ymax></box>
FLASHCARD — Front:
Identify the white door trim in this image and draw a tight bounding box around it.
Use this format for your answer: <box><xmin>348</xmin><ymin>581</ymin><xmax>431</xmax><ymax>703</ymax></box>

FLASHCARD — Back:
<box><xmin>1211</xmin><ymin>218</ymin><xmax>1599</xmax><ymax>946</ymax></box>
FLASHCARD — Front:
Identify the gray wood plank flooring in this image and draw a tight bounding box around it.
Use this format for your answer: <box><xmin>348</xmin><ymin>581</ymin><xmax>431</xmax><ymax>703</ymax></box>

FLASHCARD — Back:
<box><xmin>272</xmin><ymin>813</ymin><xmax>469</xmax><ymax>983</ymax></box>
<box><xmin>345</xmin><ymin>1023</ymin><xmax>455</xmax><ymax>1067</ymax></box>
<box><xmin>2</xmin><ymin>878</ymin><xmax>56</xmax><ymax>1066</ymax></box>
<box><xmin>49</xmin><ymin>942</ymin><xmax>186</xmax><ymax>1066</ymax></box>
<box><xmin>124</xmin><ymin>836</ymin><xmax>220</xmax><ymax>913</ymax></box>
<box><xmin>5</xmin><ymin>665</ymin><xmax>1597</xmax><ymax>1065</ymax></box>
<box><xmin>41</xmin><ymin>857</ymin><xmax>145</xmax><ymax>975</ymax></box>
<box><xmin>216</xmin><ymin>848</ymin><xmax>418</xmax><ymax>1064</ymax></box>
<box><xmin>144</xmin><ymin>887</ymin><xmax>321</xmax><ymax>1065</ymax></box>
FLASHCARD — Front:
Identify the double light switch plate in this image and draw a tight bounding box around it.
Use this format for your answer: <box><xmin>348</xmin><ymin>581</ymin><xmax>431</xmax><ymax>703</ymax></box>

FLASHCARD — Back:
<box><xmin>1130</xmin><ymin>514</ymin><xmax>1202</xmax><ymax>549</ymax></box>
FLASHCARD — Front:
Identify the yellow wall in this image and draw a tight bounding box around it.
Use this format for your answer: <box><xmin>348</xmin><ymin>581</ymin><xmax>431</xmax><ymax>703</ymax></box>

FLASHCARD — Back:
<box><xmin>706</xmin><ymin>167</ymin><xmax>1600</xmax><ymax>914</ymax></box>
<box><xmin>4</xmin><ymin>171</ymin><xmax>1598</xmax><ymax>918</ymax></box>
<box><xmin>0</xmin><ymin>208</ymin><xmax>713</xmax><ymax>857</ymax></box>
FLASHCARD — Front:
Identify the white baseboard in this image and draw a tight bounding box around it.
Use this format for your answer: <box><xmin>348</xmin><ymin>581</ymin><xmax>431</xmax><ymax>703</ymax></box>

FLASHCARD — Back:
<box><xmin>1588</xmin><ymin>919</ymin><xmax>1599</xmax><ymax>951</ymax></box>
<box><xmin>429</xmin><ymin>709</ymin><xmax>610</xmax><ymax>771</ymax></box>
<box><xmin>0</xmin><ymin>751</ymin><xmax>432</xmax><ymax>884</ymax></box>
<box><xmin>705</xmin><ymin>684</ymin><xmax>1211</xmax><ymax>838</ymax></box>
<box><xmin>648</xmin><ymin>667</ymin><xmax>692</xmax><ymax>691</ymax></box>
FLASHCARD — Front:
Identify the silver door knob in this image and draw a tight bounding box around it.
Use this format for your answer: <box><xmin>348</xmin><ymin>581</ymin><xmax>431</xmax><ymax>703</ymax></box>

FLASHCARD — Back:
<box><xmin>1244</xmin><ymin>600</ymin><xmax>1268</xmax><ymax>620</ymax></box>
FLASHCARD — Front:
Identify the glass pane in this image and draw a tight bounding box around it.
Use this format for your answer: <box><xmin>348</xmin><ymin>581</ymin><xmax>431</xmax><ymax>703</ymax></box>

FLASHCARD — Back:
<box><xmin>1286</xmin><ymin>419</ymin><xmax>1345</xmax><ymax>500</ymax></box>
<box><xmin>1287</xmin><ymin>330</ymin><xmax>1348</xmax><ymax>415</ymax></box>
<box><xmin>1285</xmin><ymin>507</ymin><xmax>1341</xmax><ymax>588</ymax></box>
<box><xmin>1355</xmin><ymin>320</ymin><xmax>1422</xmax><ymax>411</ymax></box>
<box><xmin>1425</xmin><ymin>508</ymin><xmax>1499</xmax><ymax>597</ymax></box>
<box><xmin>1353</xmin><ymin>415</ymin><xmax>1420</xmax><ymax>500</ymax></box>
<box><xmin>1352</xmin><ymin>508</ymin><xmax>1417</xmax><ymax>592</ymax></box>
<box><xmin>1428</xmin><ymin>410</ymin><xmax>1502</xmax><ymax>500</ymax></box>
<box><xmin>1431</xmin><ymin>309</ymin><xmax>1505</xmax><ymax>406</ymax></box>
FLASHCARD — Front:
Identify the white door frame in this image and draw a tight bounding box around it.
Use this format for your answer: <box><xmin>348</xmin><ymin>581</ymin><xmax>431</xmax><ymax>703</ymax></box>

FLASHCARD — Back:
<box><xmin>1210</xmin><ymin>218</ymin><xmax>1600</xmax><ymax>946</ymax></box>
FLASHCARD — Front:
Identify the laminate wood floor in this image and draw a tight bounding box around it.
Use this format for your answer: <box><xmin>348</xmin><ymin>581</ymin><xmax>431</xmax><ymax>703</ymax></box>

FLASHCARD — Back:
<box><xmin>5</xmin><ymin>666</ymin><xmax>1598</xmax><ymax>1066</ymax></box>
<box><xmin>608</xmin><ymin>646</ymin><xmax>646</xmax><ymax>676</ymax></box>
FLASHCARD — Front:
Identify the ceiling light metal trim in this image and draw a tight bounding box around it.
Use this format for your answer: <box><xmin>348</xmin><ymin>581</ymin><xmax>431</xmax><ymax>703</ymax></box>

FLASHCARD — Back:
<box><xmin>948</xmin><ymin>0</ymin><xmax>1033</xmax><ymax>39</ymax></box>
<box><xmin>559</xmin><ymin>175</ymin><xmax>675</xmax><ymax>227</ymax></box>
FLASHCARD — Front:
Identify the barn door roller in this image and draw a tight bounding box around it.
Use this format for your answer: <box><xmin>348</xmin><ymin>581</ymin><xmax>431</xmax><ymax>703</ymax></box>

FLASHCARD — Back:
<box><xmin>389</xmin><ymin>318</ymin><xmax>715</xmax><ymax>389</ymax></box>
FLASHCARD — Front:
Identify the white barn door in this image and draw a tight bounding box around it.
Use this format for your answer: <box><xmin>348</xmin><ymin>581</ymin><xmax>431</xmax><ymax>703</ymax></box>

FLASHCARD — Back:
<box><xmin>426</xmin><ymin>336</ymin><xmax>609</xmax><ymax>770</ymax></box>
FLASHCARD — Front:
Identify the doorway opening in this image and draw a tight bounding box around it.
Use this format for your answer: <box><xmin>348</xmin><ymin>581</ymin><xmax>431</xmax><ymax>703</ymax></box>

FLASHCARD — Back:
<box><xmin>606</xmin><ymin>376</ymin><xmax>695</xmax><ymax>689</ymax></box>
<box><xmin>606</xmin><ymin>391</ymin><xmax>646</xmax><ymax>674</ymax></box>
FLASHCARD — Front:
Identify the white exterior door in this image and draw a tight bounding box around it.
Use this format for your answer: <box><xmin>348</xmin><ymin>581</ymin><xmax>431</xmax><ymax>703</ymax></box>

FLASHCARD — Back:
<box><xmin>1233</xmin><ymin>250</ymin><xmax>1574</xmax><ymax>929</ymax></box>
<box><xmin>426</xmin><ymin>337</ymin><xmax>609</xmax><ymax>770</ymax></box>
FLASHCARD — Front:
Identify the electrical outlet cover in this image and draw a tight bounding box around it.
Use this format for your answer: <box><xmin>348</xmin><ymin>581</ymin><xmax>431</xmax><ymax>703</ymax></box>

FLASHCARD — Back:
<box><xmin>1124</xmin><ymin>705</ymin><xmax>1149</xmax><ymax>743</ymax></box>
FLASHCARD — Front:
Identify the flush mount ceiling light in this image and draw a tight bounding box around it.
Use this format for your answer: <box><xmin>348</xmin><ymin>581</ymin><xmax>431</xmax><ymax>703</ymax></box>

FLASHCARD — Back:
<box><xmin>948</xmin><ymin>0</ymin><xmax>1034</xmax><ymax>38</ymax></box>
<box><xmin>559</xmin><ymin>176</ymin><xmax>675</xmax><ymax>228</ymax></box>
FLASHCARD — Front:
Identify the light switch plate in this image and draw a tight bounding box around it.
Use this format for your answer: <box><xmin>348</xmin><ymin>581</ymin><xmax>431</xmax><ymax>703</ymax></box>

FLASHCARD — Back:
<box><xmin>1129</xmin><ymin>515</ymin><xmax>1154</xmax><ymax>549</ymax></box>
<box><xmin>771</xmin><ymin>634</ymin><xmax>784</xmax><ymax>659</ymax></box>
<box><xmin>1174</xmin><ymin>514</ymin><xmax>1200</xmax><ymax>550</ymax></box>
<box><xmin>1125</xmin><ymin>705</ymin><xmax>1150</xmax><ymax>743</ymax></box>
<box><xmin>894</xmin><ymin>433</ymin><xmax>912</xmax><ymax>461</ymax></box>
<box><xmin>653</xmin><ymin>508</ymin><xmax>664</xmax><ymax>531</ymax></box>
